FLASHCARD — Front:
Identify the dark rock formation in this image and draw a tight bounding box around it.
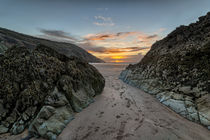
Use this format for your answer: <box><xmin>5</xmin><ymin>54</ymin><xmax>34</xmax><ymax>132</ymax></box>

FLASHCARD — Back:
<box><xmin>0</xmin><ymin>45</ymin><xmax>105</xmax><ymax>139</ymax></box>
<box><xmin>120</xmin><ymin>12</ymin><xmax>210</xmax><ymax>129</ymax></box>
<box><xmin>0</xmin><ymin>43</ymin><xmax>7</xmax><ymax>55</ymax></box>
<box><xmin>0</xmin><ymin>27</ymin><xmax>104</xmax><ymax>63</ymax></box>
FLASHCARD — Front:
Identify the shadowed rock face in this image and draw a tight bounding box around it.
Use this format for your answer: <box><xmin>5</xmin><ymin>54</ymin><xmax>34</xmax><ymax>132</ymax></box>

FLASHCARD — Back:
<box><xmin>0</xmin><ymin>45</ymin><xmax>105</xmax><ymax>139</ymax></box>
<box><xmin>0</xmin><ymin>27</ymin><xmax>104</xmax><ymax>63</ymax></box>
<box><xmin>120</xmin><ymin>12</ymin><xmax>210</xmax><ymax>129</ymax></box>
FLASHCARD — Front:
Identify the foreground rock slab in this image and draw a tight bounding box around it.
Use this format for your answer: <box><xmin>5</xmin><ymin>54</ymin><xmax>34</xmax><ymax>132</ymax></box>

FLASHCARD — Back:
<box><xmin>120</xmin><ymin>12</ymin><xmax>210</xmax><ymax>129</ymax></box>
<box><xmin>0</xmin><ymin>45</ymin><xmax>105</xmax><ymax>139</ymax></box>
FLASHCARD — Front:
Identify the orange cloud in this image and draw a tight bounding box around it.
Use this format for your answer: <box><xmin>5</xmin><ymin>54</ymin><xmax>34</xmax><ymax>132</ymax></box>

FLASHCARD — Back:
<box><xmin>87</xmin><ymin>46</ymin><xmax>150</xmax><ymax>54</ymax></box>
<box><xmin>82</xmin><ymin>31</ymin><xmax>162</xmax><ymax>62</ymax></box>
<box><xmin>84</xmin><ymin>31</ymin><xmax>160</xmax><ymax>48</ymax></box>
<box><xmin>39</xmin><ymin>28</ymin><xmax>164</xmax><ymax>63</ymax></box>
<box><xmin>84</xmin><ymin>32</ymin><xmax>138</xmax><ymax>41</ymax></box>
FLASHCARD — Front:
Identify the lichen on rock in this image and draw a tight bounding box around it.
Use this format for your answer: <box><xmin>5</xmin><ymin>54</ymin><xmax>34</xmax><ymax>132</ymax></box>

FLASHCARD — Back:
<box><xmin>0</xmin><ymin>44</ymin><xmax>105</xmax><ymax>139</ymax></box>
<box><xmin>120</xmin><ymin>12</ymin><xmax>210</xmax><ymax>129</ymax></box>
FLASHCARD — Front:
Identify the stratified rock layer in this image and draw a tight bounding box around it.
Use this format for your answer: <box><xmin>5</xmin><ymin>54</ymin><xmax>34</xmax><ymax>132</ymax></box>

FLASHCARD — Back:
<box><xmin>120</xmin><ymin>12</ymin><xmax>210</xmax><ymax>129</ymax></box>
<box><xmin>0</xmin><ymin>45</ymin><xmax>105</xmax><ymax>139</ymax></box>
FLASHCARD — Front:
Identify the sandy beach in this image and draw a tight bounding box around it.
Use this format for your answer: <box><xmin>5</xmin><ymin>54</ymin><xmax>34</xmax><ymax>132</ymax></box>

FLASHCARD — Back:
<box><xmin>1</xmin><ymin>63</ymin><xmax>210</xmax><ymax>140</ymax></box>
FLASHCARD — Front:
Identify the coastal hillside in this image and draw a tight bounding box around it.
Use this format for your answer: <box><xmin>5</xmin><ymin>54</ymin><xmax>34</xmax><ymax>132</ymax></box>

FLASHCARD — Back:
<box><xmin>0</xmin><ymin>27</ymin><xmax>104</xmax><ymax>63</ymax></box>
<box><xmin>0</xmin><ymin>45</ymin><xmax>105</xmax><ymax>139</ymax></box>
<box><xmin>120</xmin><ymin>12</ymin><xmax>210</xmax><ymax>128</ymax></box>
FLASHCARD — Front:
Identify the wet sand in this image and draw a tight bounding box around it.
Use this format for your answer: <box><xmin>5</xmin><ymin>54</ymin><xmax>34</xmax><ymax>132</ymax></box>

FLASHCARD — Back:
<box><xmin>1</xmin><ymin>63</ymin><xmax>210</xmax><ymax>140</ymax></box>
<box><xmin>57</xmin><ymin>63</ymin><xmax>210</xmax><ymax>140</ymax></box>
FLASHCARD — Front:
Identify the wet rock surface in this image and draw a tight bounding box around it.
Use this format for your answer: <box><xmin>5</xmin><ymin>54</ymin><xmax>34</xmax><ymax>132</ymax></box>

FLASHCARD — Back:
<box><xmin>0</xmin><ymin>45</ymin><xmax>105</xmax><ymax>139</ymax></box>
<box><xmin>120</xmin><ymin>12</ymin><xmax>210</xmax><ymax>129</ymax></box>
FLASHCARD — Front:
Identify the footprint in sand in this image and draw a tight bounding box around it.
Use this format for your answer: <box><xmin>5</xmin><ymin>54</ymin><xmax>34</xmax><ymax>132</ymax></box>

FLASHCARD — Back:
<box><xmin>96</xmin><ymin>111</ymin><xmax>104</xmax><ymax>118</ymax></box>
<box><xmin>115</xmin><ymin>121</ymin><xmax>127</xmax><ymax>140</ymax></box>
<box><xmin>116</xmin><ymin>115</ymin><xmax>121</xmax><ymax>119</ymax></box>
<box><xmin>94</xmin><ymin>126</ymin><xmax>100</xmax><ymax>132</ymax></box>
<box><xmin>112</xmin><ymin>103</ymin><xmax>117</xmax><ymax>108</ymax></box>
<box><xmin>155</xmin><ymin>119</ymin><xmax>172</xmax><ymax>128</ymax></box>
<box><xmin>134</xmin><ymin>118</ymin><xmax>144</xmax><ymax>131</ymax></box>
<box><xmin>125</xmin><ymin>97</ymin><xmax>132</xmax><ymax>108</ymax></box>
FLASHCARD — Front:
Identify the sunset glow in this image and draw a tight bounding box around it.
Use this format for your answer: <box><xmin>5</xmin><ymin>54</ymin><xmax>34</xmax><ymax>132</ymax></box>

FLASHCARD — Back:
<box><xmin>111</xmin><ymin>56</ymin><xmax>125</xmax><ymax>59</ymax></box>
<box><xmin>2</xmin><ymin>1</ymin><xmax>209</xmax><ymax>63</ymax></box>
<box><xmin>83</xmin><ymin>31</ymin><xmax>161</xmax><ymax>62</ymax></box>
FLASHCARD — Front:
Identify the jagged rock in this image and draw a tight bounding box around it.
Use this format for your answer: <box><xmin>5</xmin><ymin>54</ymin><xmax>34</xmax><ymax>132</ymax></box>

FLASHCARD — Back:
<box><xmin>0</xmin><ymin>125</ymin><xmax>8</xmax><ymax>134</ymax></box>
<box><xmin>29</xmin><ymin>105</ymin><xmax>74</xmax><ymax>140</ymax></box>
<box><xmin>120</xmin><ymin>12</ymin><xmax>210</xmax><ymax>128</ymax></box>
<box><xmin>197</xmin><ymin>94</ymin><xmax>210</xmax><ymax>126</ymax></box>
<box><xmin>0</xmin><ymin>44</ymin><xmax>105</xmax><ymax>139</ymax></box>
<box><xmin>162</xmin><ymin>99</ymin><xmax>186</xmax><ymax>115</ymax></box>
<box><xmin>10</xmin><ymin>120</ymin><xmax>25</xmax><ymax>135</ymax></box>
<box><xmin>178</xmin><ymin>86</ymin><xmax>192</xmax><ymax>94</ymax></box>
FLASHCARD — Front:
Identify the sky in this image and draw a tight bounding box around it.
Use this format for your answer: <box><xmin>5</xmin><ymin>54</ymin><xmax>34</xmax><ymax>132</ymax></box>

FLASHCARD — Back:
<box><xmin>0</xmin><ymin>0</ymin><xmax>210</xmax><ymax>62</ymax></box>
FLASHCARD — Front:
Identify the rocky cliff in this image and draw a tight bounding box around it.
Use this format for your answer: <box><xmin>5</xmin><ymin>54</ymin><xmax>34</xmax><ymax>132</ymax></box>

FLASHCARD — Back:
<box><xmin>0</xmin><ymin>45</ymin><xmax>105</xmax><ymax>140</ymax></box>
<box><xmin>0</xmin><ymin>27</ymin><xmax>104</xmax><ymax>63</ymax></box>
<box><xmin>120</xmin><ymin>12</ymin><xmax>210</xmax><ymax>129</ymax></box>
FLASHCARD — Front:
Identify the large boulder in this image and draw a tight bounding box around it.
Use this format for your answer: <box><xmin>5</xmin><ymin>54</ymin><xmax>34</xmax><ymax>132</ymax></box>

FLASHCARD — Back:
<box><xmin>0</xmin><ymin>44</ymin><xmax>105</xmax><ymax>139</ymax></box>
<box><xmin>120</xmin><ymin>12</ymin><xmax>210</xmax><ymax>128</ymax></box>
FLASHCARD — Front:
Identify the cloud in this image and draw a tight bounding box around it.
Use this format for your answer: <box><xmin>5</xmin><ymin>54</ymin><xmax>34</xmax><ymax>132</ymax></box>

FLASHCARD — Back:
<box><xmin>37</xmin><ymin>28</ymin><xmax>164</xmax><ymax>63</ymax></box>
<box><xmin>96</xmin><ymin>8</ymin><xmax>109</xmax><ymax>11</ymax></box>
<box><xmin>85</xmin><ymin>34</ymin><xmax>115</xmax><ymax>41</ymax></box>
<box><xmin>146</xmin><ymin>34</ymin><xmax>158</xmax><ymax>39</ymax></box>
<box><xmin>86</xmin><ymin>46</ymin><xmax>150</xmax><ymax>54</ymax></box>
<box><xmin>79</xmin><ymin>36</ymin><xmax>151</xmax><ymax>63</ymax></box>
<box><xmin>85</xmin><ymin>32</ymin><xmax>159</xmax><ymax>42</ymax></box>
<box><xmin>84</xmin><ymin>32</ymin><xmax>159</xmax><ymax>48</ymax></box>
<box><xmin>84</xmin><ymin>32</ymin><xmax>138</xmax><ymax>41</ymax></box>
<box><xmin>137</xmin><ymin>33</ymin><xmax>159</xmax><ymax>46</ymax></box>
<box><xmin>39</xmin><ymin>29</ymin><xmax>79</xmax><ymax>42</ymax></box>
<box><xmin>81</xmin><ymin>30</ymin><xmax>164</xmax><ymax>62</ymax></box>
<box><xmin>93</xmin><ymin>16</ymin><xmax>115</xmax><ymax>26</ymax></box>
<box><xmin>93</xmin><ymin>22</ymin><xmax>115</xmax><ymax>26</ymax></box>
